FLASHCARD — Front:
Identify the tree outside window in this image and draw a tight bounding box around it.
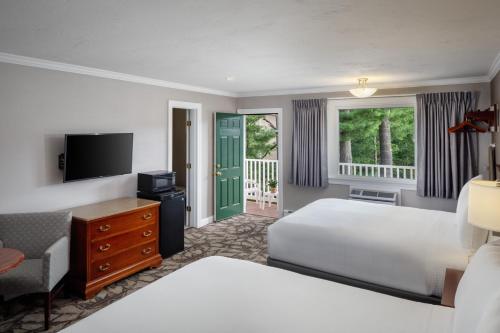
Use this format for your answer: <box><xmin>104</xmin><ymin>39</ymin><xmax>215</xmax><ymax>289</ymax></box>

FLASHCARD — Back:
<box><xmin>339</xmin><ymin>107</ymin><xmax>415</xmax><ymax>167</ymax></box>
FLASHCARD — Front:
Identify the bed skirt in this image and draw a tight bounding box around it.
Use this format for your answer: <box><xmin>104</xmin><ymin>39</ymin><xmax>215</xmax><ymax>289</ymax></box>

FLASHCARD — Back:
<box><xmin>267</xmin><ymin>257</ymin><xmax>441</xmax><ymax>304</ymax></box>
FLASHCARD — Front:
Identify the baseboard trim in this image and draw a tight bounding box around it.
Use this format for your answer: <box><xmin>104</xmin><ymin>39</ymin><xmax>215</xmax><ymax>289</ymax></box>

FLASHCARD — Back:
<box><xmin>197</xmin><ymin>215</ymin><xmax>214</xmax><ymax>228</ymax></box>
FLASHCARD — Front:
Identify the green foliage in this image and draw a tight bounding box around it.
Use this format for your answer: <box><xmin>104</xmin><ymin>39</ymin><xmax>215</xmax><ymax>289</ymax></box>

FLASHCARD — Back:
<box><xmin>268</xmin><ymin>179</ymin><xmax>278</xmax><ymax>188</ymax></box>
<box><xmin>246</xmin><ymin>115</ymin><xmax>277</xmax><ymax>159</ymax></box>
<box><xmin>339</xmin><ymin>107</ymin><xmax>414</xmax><ymax>166</ymax></box>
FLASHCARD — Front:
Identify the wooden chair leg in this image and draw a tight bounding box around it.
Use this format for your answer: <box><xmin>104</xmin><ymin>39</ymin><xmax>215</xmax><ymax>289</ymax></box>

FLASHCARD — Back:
<box><xmin>44</xmin><ymin>292</ymin><xmax>51</xmax><ymax>330</ymax></box>
<box><xmin>0</xmin><ymin>296</ymin><xmax>8</xmax><ymax>320</ymax></box>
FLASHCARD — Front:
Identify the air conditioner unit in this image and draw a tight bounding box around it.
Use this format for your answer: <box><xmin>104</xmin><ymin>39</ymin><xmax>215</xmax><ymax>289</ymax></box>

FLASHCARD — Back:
<box><xmin>349</xmin><ymin>188</ymin><xmax>399</xmax><ymax>206</ymax></box>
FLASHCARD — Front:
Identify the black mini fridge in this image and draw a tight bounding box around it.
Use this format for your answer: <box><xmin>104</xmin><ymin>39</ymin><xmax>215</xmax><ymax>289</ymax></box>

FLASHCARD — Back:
<box><xmin>137</xmin><ymin>189</ymin><xmax>185</xmax><ymax>258</ymax></box>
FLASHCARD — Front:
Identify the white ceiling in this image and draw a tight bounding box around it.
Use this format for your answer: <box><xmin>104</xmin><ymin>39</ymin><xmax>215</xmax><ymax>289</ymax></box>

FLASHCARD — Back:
<box><xmin>0</xmin><ymin>0</ymin><xmax>499</xmax><ymax>96</ymax></box>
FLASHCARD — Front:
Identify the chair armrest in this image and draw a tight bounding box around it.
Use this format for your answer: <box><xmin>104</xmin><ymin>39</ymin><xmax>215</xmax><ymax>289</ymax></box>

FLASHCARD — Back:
<box><xmin>42</xmin><ymin>236</ymin><xmax>70</xmax><ymax>291</ymax></box>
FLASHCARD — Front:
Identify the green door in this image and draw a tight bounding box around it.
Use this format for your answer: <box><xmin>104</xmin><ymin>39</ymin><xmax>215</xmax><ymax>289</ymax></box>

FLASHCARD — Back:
<box><xmin>215</xmin><ymin>113</ymin><xmax>244</xmax><ymax>221</ymax></box>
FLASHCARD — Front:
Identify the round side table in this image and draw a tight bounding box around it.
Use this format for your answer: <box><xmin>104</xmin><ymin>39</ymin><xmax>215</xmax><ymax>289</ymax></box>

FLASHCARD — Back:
<box><xmin>0</xmin><ymin>248</ymin><xmax>25</xmax><ymax>274</ymax></box>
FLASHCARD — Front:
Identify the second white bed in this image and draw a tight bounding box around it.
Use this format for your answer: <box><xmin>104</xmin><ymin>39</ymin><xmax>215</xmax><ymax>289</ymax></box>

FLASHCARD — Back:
<box><xmin>60</xmin><ymin>256</ymin><xmax>453</xmax><ymax>333</ymax></box>
<box><xmin>59</xmin><ymin>242</ymin><xmax>500</xmax><ymax>333</ymax></box>
<box><xmin>268</xmin><ymin>198</ymin><xmax>473</xmax><ymax>297</ymax></box>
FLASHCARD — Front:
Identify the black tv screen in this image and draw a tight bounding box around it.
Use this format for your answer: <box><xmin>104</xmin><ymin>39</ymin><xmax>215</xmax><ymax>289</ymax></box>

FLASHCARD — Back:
<box><xmin>63</xmin><ymin>133</ymin><xmax>133</xmax><ymax>182</ymax></box>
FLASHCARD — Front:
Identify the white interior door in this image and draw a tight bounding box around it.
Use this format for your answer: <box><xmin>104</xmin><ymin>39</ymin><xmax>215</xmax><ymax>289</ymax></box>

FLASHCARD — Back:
<box><xmin>185</xmin><ymin>109</ymin><xmax>191</xmax><ymax>227</ymax></box>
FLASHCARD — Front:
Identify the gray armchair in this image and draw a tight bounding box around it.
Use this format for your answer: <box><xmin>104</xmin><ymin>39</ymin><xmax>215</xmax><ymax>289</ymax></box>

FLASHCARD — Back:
<box><xmin>0</xmin><ymin>211</ymin><xmax>71</xmax><ymax>330</ymax></box>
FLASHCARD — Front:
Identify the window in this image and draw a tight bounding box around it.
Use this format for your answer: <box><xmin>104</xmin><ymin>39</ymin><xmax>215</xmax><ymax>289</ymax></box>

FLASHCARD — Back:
<box><xmin>328</xmin><ymin>96</ymin><xmax>417</xmax><ymax>186</ymax></box>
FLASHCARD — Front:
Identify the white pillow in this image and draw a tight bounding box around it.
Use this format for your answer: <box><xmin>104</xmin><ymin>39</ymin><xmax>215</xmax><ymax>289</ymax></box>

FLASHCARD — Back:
<box><xmin>456</xmin><ymin>175</ymin><xmax>488</xmax><ymax>249</ymax></box>
<box><xmin>454</xmin><ymin>241</ymin><xmax>500</xmax><ymax>333</ymax></box>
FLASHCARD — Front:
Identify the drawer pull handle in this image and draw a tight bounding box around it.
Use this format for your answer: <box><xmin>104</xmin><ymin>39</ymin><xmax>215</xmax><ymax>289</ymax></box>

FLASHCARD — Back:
<box><xmin>98</xmin><ymin>224</ymin><xmax>111</xmax><ymax>232</ymax></box>
<box><xmin>142</xmin><ymin>212</ymin><xmax>153</xmax><ymax>220</ymax></box>
<box><xmin>142</xmin><ymin>230</ymin><xmax>153</xmax><ymax>237</ymax></box>
<box><xmin>98</xmin><ymin>243</ymin><xmax>111</xmax><ymax>252</ymax></box>
<box><xmin>142</xmin><ymin>247</ymin><xmax>152</xmax><ymax>255</ymax></box>
<box><xmin>99</xmin><ymin>263</ymin><xmax>111</xmax><ymax>272</ymax></box>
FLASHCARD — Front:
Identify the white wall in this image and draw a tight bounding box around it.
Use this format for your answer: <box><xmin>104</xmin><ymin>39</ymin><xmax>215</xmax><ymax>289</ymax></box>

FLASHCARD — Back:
<box><xmin>237</xmin><ymin>82</ymin><xmax>491</xmax><ymax>213</ymax></box>
<box><xmin>0</xmin><ymin>60</ymin><xmax>492</xmax><ymax>216</ymax></box>
<box><xmin>0</xmin><ymin>62</ymin><xmax>236</xmax><ymax>217</ymax></box>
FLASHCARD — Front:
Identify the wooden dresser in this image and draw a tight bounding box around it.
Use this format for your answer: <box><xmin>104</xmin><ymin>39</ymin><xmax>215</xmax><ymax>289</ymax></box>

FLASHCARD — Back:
<box><xmin>69</xmin><ymin>198</ymin><xmax>162</xmax><ymax>299</ymax></box>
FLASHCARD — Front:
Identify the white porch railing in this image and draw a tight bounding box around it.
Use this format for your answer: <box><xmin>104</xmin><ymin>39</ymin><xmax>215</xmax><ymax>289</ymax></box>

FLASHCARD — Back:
<box><xmin>245</xmin><ymin>159</ymin><xmax>278</xmax><ymax>200</ymax></box>
<box><xmin>339</xmin><ymin>162</ymin><xmax>416</xmax><ymax>180</ymax></box>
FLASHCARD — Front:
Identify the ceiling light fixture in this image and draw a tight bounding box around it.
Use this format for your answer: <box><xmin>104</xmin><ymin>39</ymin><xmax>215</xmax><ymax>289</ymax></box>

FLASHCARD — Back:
<box><xmin>349</xmin><ymin>78</ymin><xmax>377</xmax><ymax>98</ymax></box>
<box><xmin>226</xmin><ymin>76</ymin><xmax>235</xmax><ymax>81</ymax></box>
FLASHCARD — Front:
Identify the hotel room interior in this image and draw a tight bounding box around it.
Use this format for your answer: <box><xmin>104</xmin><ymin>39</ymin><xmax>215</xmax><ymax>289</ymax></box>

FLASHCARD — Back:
<box><xmin>1</xmin><ymin>0</ymin><xmax>500</xmax><ymax>332</ymax></box>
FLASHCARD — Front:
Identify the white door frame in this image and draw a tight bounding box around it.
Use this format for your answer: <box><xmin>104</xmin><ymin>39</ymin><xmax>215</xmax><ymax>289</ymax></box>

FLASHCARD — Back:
<box><xmin>237</xmin><ymin>108</ymin><xmax>284</xmax><ymax>217</ymax></box>
<box><xmin>167</xmin><ymin>100</ymin><xmax>202</xmax><ymax>228</ymax></box>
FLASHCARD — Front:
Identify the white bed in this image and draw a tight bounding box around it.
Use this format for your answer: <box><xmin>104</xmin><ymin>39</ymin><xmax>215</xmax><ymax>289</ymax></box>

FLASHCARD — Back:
<box><xmin>268</xmin><ymin>177</ymin><xmax>488</xmax><ymax>298</ymax></box>
<box><xmin>60</xmin><ymin>256</ymin><xmax>454</xmax><ymax>333</ymax></box>
<box><xmin>59</xmin><ymin>241</ymin><xmax>500</xmax><ymax>333</ymax></box>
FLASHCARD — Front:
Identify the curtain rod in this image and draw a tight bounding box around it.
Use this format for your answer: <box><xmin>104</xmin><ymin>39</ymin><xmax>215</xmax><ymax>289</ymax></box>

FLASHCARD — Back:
<box><xmin>328</xmin><ymin>93</ymin><xmax>416</xmax><ymax>100</ymax></box>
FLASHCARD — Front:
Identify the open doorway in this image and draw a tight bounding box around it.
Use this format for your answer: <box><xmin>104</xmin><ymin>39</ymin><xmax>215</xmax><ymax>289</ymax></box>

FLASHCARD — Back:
<box><xmin>171</xmin><ymin>108</ymin><xmax>189</xmax><ymax>190</ymax></box>
<box><xmin>168</xmin><ymin>100</ymin><xmax>202</xmax><ymax>228</ymax></box>
<box><xmin>238</xmin><ymin>108</ymin><xmax>283</xmax><ymax>218</ymax></box>
<box><xmin>171</xmin><ymin>108</ymin><xmax>190</xmax><ymax>226</ymax></box>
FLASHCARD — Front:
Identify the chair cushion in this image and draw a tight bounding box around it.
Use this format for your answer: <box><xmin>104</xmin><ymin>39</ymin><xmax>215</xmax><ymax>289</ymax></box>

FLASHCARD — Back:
<box><xmin>456</xmin><ymin>175</ymin><xmax>488</xmax><ymax>249</ymax></box>
<box><xmin>0</xmin><ymin>259</ymin><xmax>46</xmax><ymax>300</ymax></box>
<box><xmin>454</xmin><ymin>241</ymin><xmax>500</xmax><ymax>333</ymax></box>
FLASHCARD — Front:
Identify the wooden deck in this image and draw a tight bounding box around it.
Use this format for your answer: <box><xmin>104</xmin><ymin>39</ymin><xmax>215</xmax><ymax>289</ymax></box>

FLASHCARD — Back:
<box><xmin>245</xmin><ymin>200</ymin><xmax>280</xmax><ymax>218</ymax></box>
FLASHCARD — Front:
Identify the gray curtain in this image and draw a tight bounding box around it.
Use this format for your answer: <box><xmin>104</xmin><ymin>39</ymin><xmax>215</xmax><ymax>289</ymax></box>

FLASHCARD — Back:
<box><xmin>417</xmin><ymin>91</ymin><xmax>479</xmax><ymax>199</ymax></box>
<box><xmin>290</xmin><ymin>98</ymin><xmax>328</xmax><ymax>187</ymax></box>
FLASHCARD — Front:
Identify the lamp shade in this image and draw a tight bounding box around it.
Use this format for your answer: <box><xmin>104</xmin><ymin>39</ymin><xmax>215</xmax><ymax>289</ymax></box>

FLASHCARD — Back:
<box><xmin>468</xmin><ymin>180</ymin><xmax>500</xmax><ymax>232</ymax></box>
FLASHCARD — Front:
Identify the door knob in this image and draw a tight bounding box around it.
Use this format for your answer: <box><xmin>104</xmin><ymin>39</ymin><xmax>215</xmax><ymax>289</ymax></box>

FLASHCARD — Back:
<box><xmin>215</xmin><ymin>171</ymin><xmax>222</xmax><ymax>176</ymax></box>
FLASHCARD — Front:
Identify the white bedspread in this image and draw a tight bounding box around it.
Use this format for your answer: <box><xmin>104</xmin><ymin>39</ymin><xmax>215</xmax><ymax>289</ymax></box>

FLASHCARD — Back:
<box><xmin>268</xmin><ymin>198</ymin><xmax>471</xmax><ymax>296</ymax></box>
<box><xmin>60</xmin><ymin>256</ymin><xmax>453</xmax><ymax>333</ymax></box>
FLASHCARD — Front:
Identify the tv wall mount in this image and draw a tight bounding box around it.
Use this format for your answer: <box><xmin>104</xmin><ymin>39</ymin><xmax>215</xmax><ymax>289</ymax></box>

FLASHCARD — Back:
<box><xmin>58</xmin><ymin>153</ymin><xmax>65</xmax><ymax>170</ymax></box>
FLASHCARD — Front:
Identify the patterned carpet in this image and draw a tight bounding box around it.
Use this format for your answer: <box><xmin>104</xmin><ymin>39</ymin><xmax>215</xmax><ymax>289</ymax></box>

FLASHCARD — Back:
<box><xmin>0</xmin><ymin>214</ymin><xmax>275</xmax><ymax>333</ymax></box>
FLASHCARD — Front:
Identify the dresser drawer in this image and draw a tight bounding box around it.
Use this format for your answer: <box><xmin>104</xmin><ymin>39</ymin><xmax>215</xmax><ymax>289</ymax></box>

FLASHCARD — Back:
<box><xmin>89</xmin><ymin>208</ymin><xmax>157</xmax><ymax>240</ymax></box>
<box><xmin>91</xmin><ymin>240</ymin><xmax>157</xmax><ymax>280</ymax></box>
<box><xmin>90</xmin><ymin>224</ymin><xmax>157</xmax><ymax>261</ymax></box>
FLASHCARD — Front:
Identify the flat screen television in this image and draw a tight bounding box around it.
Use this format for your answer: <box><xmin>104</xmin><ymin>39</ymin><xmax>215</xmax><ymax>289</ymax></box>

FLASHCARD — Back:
<box><xmin>63</xmin><ymin>133</ymin><xmax>133</xmax><ymax>182</ymax></box>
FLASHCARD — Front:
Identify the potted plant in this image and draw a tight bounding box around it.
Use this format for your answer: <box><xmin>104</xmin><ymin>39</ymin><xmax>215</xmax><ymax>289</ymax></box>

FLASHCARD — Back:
<box><xmin>268</xmin><ymin>179</ymin><xmax>278</xmax><ymax>193</ymax></box>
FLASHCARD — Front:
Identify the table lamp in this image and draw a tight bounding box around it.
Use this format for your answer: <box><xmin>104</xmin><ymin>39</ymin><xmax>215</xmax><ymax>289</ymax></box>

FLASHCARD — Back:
<box><xmin>468</xmin><ymin>180</ymin><xmax>500</xmax><ymax>233</ymax></box>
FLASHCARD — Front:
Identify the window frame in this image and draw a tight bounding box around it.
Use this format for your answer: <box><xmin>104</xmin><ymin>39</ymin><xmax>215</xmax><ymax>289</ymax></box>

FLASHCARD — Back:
<box><xmin>327</xmin><ymin>96</ymin><xmax>418</xmax><ymax>189</ymax></box>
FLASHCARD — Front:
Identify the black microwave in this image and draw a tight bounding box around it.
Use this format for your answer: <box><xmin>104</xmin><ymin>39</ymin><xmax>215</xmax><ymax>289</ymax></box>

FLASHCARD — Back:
<box><xmin>137</xmin><ymin>171</ymin><xmax>176</xmax><ymax>193</ymax></box>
